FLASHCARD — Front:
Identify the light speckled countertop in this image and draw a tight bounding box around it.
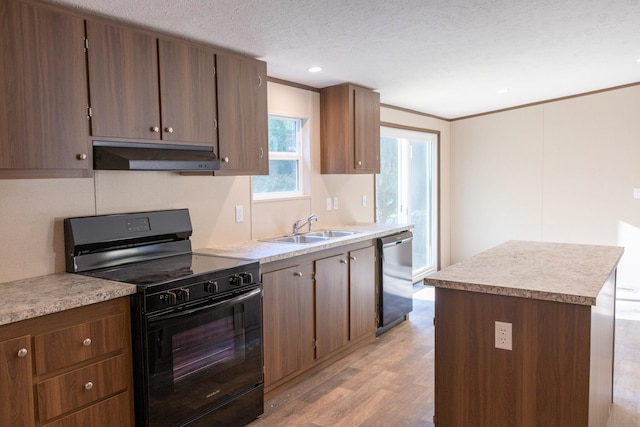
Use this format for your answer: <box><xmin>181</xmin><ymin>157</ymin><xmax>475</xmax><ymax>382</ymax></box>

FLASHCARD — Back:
<box><xmin>0</xmin><ymin>273</ymin><xmax>136</xmax><ymax>326</ymax></box>
<box><xmin>195</xmin><ymin>223</ymin><xmax>412</xmax><ymax>263</ymax></box>
<box><xmin>424</xmin><ymin>240</ymin><xmax>624</xmax><ymax>305</ymax></box>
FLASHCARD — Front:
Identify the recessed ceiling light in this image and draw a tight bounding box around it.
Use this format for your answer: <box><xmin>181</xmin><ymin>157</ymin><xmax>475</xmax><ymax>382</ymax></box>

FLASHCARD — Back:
<box><xmin>308</xmin><ymin>66</ymin><xmax>323</xmax><ymax>73</ymax></box>
<box><xmin>497</xmin><ymin>88</ymin><xmax>510</xmax><ymax>94</ymax></box>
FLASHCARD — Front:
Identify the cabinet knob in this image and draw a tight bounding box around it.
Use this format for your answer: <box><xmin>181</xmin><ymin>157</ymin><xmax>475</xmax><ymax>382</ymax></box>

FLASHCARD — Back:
<box><xmin>84</xmin><ymin>381</ymin><xmax>94</xmax><ymax>391</ymax></box>
<box><xmin>223</xmin><ymin>157</ymin><xmax>229</xmax><ymax>163</ymax></box>
<box><xmin>350</xmin><ymin>256</ymin><xmax>357</xmax><ymax>261</ymax></box>
<box><xmin>17</xmin><ymin>348</ymin><xmax>28</xmax><ymax>358</ymax></box>
<box><xmin>164</xmin><ymin>126</ymin><xmax>174</xmax><ymax>133</ymax></box>
<box><xmin>83</xmin><ymin>338</ymin><xmax>92</xmax><ymax>347</ymax></box>
<box><xmin>76</xmin><ymin>153</ymin><xmax>87</xmax><ymax>160</ymax></box>
<box><xmin>294</xmin><ymin>272</ymin><xmax>303</xmax><ymax>277</ymax></box>
<box><xmin>150</xmin><ymin>126</ymin><xmax>160</xmax><ymax>133</ymax></box>
<box><xmin>357</xmin><ymin>160</ymin><xmax>362</xmax><ymax>166</ymax></box>
<box><xmin>340</xmin><ymin>259</ymin><xmax>347</xmax><ymax>264</ymax></box>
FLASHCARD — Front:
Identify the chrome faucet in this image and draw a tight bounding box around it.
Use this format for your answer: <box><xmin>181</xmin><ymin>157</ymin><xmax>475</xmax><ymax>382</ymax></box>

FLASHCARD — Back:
<box><xmin>293</xmin><ymin>214</ymin><xmax>318</xmax><ymax>234</ymax></box>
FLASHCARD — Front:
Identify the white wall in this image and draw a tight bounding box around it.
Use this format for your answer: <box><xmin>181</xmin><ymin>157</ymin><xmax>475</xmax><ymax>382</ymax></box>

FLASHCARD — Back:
<box><xmin>451</xmin><ymin>84</ymin><xmax>640</xmax><ymax>291</ymax></box>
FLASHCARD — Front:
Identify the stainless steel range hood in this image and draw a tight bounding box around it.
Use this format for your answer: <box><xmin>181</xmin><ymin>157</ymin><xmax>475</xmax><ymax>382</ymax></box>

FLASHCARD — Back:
<box><xmin>93</xmin><ymin>140</ymin><xmax>220</xmax><ymax>171</ymax></box>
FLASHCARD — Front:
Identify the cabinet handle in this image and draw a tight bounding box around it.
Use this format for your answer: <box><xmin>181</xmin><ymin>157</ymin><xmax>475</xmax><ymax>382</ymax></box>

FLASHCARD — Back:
<box><xmin>213</xmin><ymin>119</ymin><xmax>218</xmax><ymax>130</ymax></box>
<box><xmin>17</xmin><ymin>348</ymin><xmax>28</xmax><ymax>358</ymax></box>
<box><xmin>83</xmin><ymin>338</ymin><xmax>92</xmax><ymax>347</ymax></box>
<box><xmin>150</xmin><ymin>126</ymin><xmax>160</xmax><ymax>133</ymax></box>
<box><xmin>164</xmin><ymin>126</ymin><xmax>174</xmax><ymax>133</ymax></box>
<box><xmin>259</xmin><ymin>147</ymin><xmax>264</xmax><ymax>158</ymax></box>
<box><xmin>294</xmin><ymin>272</ymin><xmax>303</xmax><ymax>277</ymax></box>
<box><xmin>340</xmin><ymin>259</ymin><xmax>347</xmax><ymax>264</ymax></box>
<box><xmin>350</xmin><ymin>256</ymin><xmax>357</xmax><ymax>261</ymax></box>
<box><xmin>258</xmin><ymin>76</ymin><xmax>262</xmax><ymax>87</ymax></box>
<box><xmin>223</xmin><ymin>156</ymin><xmax>229</xmax><ymax>163</ymax></box>
<box><xmin>76</xmin><ymin>153</ymin><xmax>87</xmax><ymax>160</ymax></box>
<box><xmin>84</xmin><ymin>381</ymin><xmax>94</xmax><ymax>391</ymax></box>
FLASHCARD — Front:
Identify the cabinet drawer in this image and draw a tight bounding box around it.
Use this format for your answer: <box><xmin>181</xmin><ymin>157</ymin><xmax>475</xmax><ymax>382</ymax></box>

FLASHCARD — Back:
<box><xmin>34</xmin><ymin>313</ymin><xmax>126</xmax><ymax>374</ymax></box>
<box><xmin>42</xmin><ymin>392</ymin><xmax>131</xmax><ymax>427</ymax></box>
<box><xmin>37</xmin><ymin>354</ymin><xmax>128</xmax><ymax>422</ymax></box>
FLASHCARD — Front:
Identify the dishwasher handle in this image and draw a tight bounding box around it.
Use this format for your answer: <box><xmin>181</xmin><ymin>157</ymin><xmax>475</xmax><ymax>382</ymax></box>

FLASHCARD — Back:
<box><xmin>379</xmin><ymin>230</ymin><xmax>413</xmax><ymax>248</ymax></box>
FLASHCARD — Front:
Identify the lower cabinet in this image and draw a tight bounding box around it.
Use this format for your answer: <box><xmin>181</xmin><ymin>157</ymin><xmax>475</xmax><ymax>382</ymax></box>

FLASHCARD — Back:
<box><xmin>262</xmin><ymin>242</ymin><xmax>377</xmax><ymax>392</ymax></box>
<box><xmin>0</xmin><ymin>297</ymin><xmax>134</xmax><ymax>426</ymax></box>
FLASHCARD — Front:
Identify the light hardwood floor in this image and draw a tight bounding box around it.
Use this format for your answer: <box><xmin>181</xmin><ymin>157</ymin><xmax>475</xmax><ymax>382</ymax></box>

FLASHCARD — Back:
<box><xmin>250</xmin><ymin>286</ymin><xmax>640</xmax><ymax>427</ymax></box>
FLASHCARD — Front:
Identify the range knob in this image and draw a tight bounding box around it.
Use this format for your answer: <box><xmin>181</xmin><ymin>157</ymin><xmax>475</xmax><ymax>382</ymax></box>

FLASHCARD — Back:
<box><xmin>161</xmin><ymin>291</ymin><xmax>177</xmax><ymax>305</ymax></box>
<box><xmin>177</xmin><ymin>288</ymin><xmax>190</xmax><ymax>302</ymax></box>
<box><xmin>230</xmin><ymin>274</ymin><xmax>244</xmax><ymax>287</ymax></box>
<box><xmin>205</xmin><ymin>280</ymin><xmax>218</xmax><ymax>293</ymax></box>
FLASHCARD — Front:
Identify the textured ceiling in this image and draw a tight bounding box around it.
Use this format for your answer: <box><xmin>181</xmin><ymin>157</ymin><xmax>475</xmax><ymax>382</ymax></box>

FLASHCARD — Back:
<box><xmin>47</xmin><ymin>0</ymin><xmax>640</xmax><ymax>119</ymax></box>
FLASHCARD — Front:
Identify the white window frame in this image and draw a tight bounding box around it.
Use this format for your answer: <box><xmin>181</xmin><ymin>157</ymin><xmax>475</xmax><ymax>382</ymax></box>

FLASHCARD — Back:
<box><xmin>252</xmin><ymin>115</ymin><xmax>308</xmax><ymax>201</ymax></box>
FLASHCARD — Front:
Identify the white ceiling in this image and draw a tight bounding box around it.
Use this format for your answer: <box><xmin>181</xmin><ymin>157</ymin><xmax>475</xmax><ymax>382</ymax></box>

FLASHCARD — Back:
<box><xmin>48</xmin><ymin>0</ymin><xmax>640</xmax><ymax>119</ymax></box>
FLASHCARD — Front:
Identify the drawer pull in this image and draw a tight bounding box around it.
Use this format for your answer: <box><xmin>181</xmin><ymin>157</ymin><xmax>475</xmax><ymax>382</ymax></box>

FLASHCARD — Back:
<box><xmin>17</xmin><ymin>348</ymin><xmax>28</xmax><ymax>358</ymax></box>
<box><xmin>84</xmin><ymin>381</ymin><xmax>94</xmax><ymax>391</ymax></box>
<box><xmin>83</xmin><ymin>338</ymin><xmax>92</xmax><ymax>347</ymax></box>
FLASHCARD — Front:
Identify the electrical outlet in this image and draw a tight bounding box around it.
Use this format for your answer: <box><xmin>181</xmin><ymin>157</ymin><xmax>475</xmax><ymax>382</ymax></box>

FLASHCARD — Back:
<box><xmin>333</xmin><ymin>197</ymin><xmax>339</xmax><ymax>210</ymax></box>
<box><xmin>362</xmin><ymin>195</ymin><xmax>367</xmax><ymax>207</ymax></box>
<box><xmin>495</xmin><ymin>321</ymin><xmax>512</xmax><ymax>351</ymax></box>
<box><xmin>235</xmin><ymin>205</ymin><xmax>243</xmax><ymax>223</ymax></box>
<box><xmin>326</xmin><ymin>197</ymin><xmax>332</xmax><ymax>211</ymax></box>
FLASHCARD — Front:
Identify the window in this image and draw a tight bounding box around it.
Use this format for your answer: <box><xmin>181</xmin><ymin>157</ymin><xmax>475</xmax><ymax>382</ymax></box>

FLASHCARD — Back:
<box><xmin>252</xmin><ymin>115</ymin><xmax>306</xmax><ymax>199</ymax></box>
<box><xmin>376</xmin><ymin>126</ymin><xmax>438</xmax><ymax>280</ymax></box>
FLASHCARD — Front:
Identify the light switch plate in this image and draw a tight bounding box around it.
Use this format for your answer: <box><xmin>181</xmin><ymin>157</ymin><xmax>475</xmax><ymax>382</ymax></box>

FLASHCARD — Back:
<box><xmin>333</xmin><ymin>197</ymin><xmax>339</xmax><ymax>210</ymax></box>
<box><xmin>235</xmin><ymin>205</ymin><xmax>243</xmax><ymax>223</ymax></box>
<box><xmin>634</xmin><ymin>188</ymin><xmax>640</xmax><ymax>199</ymax></box>
<box><xmin>326</xmin><ymin>198</ymin><xmax>332</xmax><ymax>211</ymax></box>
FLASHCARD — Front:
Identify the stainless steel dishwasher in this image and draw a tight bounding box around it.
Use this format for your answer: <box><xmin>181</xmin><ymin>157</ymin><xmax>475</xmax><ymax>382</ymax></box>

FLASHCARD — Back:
<box><xmin>377</xmin><ymin>230</ymin><xmax>413</xmax><ymax>335</ymax></box>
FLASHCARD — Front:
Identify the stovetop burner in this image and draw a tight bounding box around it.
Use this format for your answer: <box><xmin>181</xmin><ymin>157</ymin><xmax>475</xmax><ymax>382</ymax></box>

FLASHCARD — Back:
<box><xmin>83</xmin><ymin>253</ymin><xmax>252</xmax><ymax>287</ymax></box>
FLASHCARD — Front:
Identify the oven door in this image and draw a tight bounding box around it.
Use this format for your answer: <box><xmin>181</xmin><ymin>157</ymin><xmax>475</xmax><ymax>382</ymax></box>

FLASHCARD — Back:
<box><xmin>144</xmin><ymin>286</ymin><xmax>262</xmax><ymax>427</ymax></box>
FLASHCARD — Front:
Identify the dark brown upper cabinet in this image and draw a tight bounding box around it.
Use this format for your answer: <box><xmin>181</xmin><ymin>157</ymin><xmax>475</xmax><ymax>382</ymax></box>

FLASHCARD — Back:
<box><xmin>86</xmin><ymin>21</ymin><xmax>217</xmax><ymax>145</ymax></box>
<box><xmin>0</xmin><ymin>0</ymin><xmax>91</xmax><ymax>178</ymax></box>
<box><xmin>215</xmin><ymin>53</ymin><xmax>268</xmax><ymax>176</ymax></box>
<box><xmin>320</xmin><ymin>83</ymin><xmax>380</xmax><ymax>174</ymax></box>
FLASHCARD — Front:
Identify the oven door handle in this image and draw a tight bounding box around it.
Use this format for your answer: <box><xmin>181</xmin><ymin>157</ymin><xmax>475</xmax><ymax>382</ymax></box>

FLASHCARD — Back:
<box><xmin>148</xmin><ymin>287</ymin><xmax>261</xmax><ymax>322</ymax></box>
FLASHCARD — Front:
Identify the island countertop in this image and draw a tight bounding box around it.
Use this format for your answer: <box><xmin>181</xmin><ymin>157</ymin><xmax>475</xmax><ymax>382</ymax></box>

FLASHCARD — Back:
<box><xmin>424</xmin><ymin>240</ymin><xmax>624</xmax><ymax>305</ymax></box>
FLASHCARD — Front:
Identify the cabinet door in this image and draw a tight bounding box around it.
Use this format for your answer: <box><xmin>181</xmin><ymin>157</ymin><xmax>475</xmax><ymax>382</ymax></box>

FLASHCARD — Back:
<box><xmin>0</xmin><ymin>335</ymin><xmax>35</xmax><ymax>427</ymax></box>
<box><xmin>216</xmin><ymin>53</ymin><xmax>268</xmax><ymax>175</ymax></box>
<box><xmin>349</xmin><ymin>246</ymin><xmax>377</xmax><ymax>340</ymax></box>
<box><xmin>353</xmin><ymin>86</ymin><xmax>380</xmax><ymax>173</ymax></box>
<box><xmin>262</xmin><ymin>263</ymin><xmax>314</xmax><ymax>387</ymax></box>
<box><xmin>0</xmin><ymin>0</ymin><xmax>90</xmax><ymax>175</ymax></box>
<box><xmin>87</xmin><ymin>21</ymin><xmax>160</xmax><ymax>140</ymax></box>
<box><xmin>158</xmin><ymin>39</ymin><xmax>217</xmax><ymax>144</ymax></box>
<box><xmin>315</xmin><ymin>254</ymin><xmax>349</xmax><ymax>359</ymax></box>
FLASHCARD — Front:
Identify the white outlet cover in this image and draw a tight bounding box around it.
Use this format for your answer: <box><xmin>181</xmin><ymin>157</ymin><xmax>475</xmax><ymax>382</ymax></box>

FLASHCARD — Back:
<box><xmin>333</xmin><ymin>197</ymin><xmax>339</xmax><ymax>210</ymax></box>
<box><xmin>235</xmin><ymin>205</ymin><xmax>243</xmax><ymax>223</ymax></box>
<box><xmin>362</xmin><ymin>195</ymin><xmax>367</xmax><ymax>207</ymax></box>
<box><xmin>634</xmin><ymin>188</ymin><xmax>640</xmax><ymax>199</ymax></box>
<box><xmin>495</xmin><ymin>321</ymin><xmax>512</xmax><ymax>351</ymax></box>
<box><xmin>326</xmin><ymin>197</ymin><xmax>332</xmax><ymax>211</ymax></box>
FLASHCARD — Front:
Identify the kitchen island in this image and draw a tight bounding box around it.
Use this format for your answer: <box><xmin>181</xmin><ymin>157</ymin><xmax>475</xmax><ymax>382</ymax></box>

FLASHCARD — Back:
<box><xmin>425</xmin><ymin>240</ymin><xmax>624</xmax><ymax>427</ymax></box>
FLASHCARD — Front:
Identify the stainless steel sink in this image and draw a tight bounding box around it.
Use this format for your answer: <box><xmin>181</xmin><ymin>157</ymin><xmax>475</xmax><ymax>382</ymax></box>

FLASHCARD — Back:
<box><xmin>263</xmin><ymin>235</ymin><xmax>330</xmax><ymax>244</ymax></box>
<box><xmin>261</xmin><ymin>229</ymin><xmax>358</xmax><ymax>244</ymax></box>
<box><xmin>306</xmin><ymin>230</ymin><xmax>357</xmax><ymax>238</ymax></box>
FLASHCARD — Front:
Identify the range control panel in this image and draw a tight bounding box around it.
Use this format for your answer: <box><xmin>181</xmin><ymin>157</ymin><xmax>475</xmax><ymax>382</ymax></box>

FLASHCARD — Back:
<box><xmin>144</xmin><ymin>263</ymin><xmax>259</xmax><ymax>313</ymax></box>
